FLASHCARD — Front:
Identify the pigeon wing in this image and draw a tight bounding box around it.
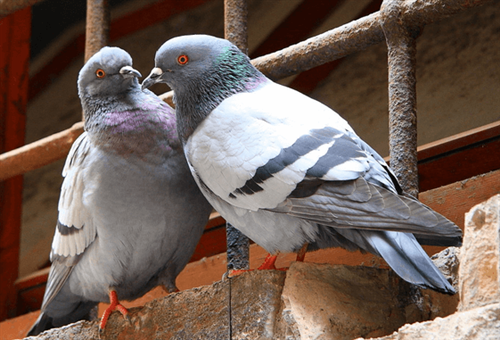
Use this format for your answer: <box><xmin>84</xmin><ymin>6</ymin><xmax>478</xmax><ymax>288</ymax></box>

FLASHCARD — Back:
<box><xmin>268</xmin><ymin>131</ymin><xmax>462</xmax><ymax>245</ymax></box>
<box><xmin>42</xmin><ymin>132</ymin><xmax>97</xmax><ymax>310</ymax></box>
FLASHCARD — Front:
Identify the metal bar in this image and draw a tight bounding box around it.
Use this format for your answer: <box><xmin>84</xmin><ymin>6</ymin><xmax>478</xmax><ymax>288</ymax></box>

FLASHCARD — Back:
<box><xmin>0</xmin><ymin>0</ymin><xmax>492</xmax><ymax>182</ymax></box>
<box><xmin>379</xmin><ymin>0</ymin><xmax>419</xmax><ymax>197</ymax></box>
<box><xmin>224</xmin><ymin>0</ymin><xmax>250</xmax><ymax>272</ymax></box>
<box><xmin>84</xmin><ymin>0</ymin><xmax>110</xmax><ymax>63</ymax></box>
<box><xmin>249</xmin><ymin>0</ymin><xmax>343</xmax><ymax>59</ymax></box>
<box><xmin>224</xmin><ymin>0</ymin><xmax>248</xmax><ymax>54</ymax></box>
<box><xmin>252</xmin><ymin>0</ymin><xmax>492</xmax><ymax>81</ymax></box>
<box><xmin>0</xmin><ymin>123</ymin><xmax>84</xmax><ymax>182</ymax></box>
<box><xmin>0</xmin><ymin>0</ymin><xmax>45</xmax><ymax>18</ymax></box>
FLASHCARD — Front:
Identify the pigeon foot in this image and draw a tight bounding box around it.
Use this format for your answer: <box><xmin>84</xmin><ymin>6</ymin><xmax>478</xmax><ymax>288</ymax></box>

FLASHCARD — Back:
<box><xmin>229</xmin><ymin>253</ymin><xmax>288</xmax><ymax>277</ymax></box>
<box><xmin>99</xmin><ymin>290</ymin><xmax>129</xmax><ymax>332</ymax></box>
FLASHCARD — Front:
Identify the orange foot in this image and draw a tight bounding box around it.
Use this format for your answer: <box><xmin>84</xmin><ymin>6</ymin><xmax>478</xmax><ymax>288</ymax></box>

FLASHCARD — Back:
<box><xmin>229</xmin><ymin>253</ymin><xmax>287</xmax><ymax>277</ymax></box>
<box><xmin>99</xmin><ymin>290</ymin><xmax>130</xmax><ymax>332</ymax></box>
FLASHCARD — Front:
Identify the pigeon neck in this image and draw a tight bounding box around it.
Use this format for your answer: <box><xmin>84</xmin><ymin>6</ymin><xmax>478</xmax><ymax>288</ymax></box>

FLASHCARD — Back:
<box><xmin>81</xmin><ymin>91</ymin><xmax>181</xmax><ymax>158</ymax></box>
<box><xmin>174</xmin><ymin>48</ymin><xmax>267</xmax><ymax>143</ymax></box>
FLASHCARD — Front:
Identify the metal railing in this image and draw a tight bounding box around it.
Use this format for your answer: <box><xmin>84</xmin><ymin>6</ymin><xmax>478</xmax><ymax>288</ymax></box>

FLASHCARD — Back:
<box><xmin>0</xmin><ymin>0</ymin><xmax>492</xmax><ymax>183</ymax></box>
<box><xmin>0</xmin><ymin>0</ymin><xmax>494</xmax><ymax>319</ymax></box>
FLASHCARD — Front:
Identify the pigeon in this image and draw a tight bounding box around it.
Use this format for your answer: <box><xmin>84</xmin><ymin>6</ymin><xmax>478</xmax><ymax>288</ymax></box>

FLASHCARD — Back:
<box><xmin>27</xmin><ymin>46</ymin><xmax>212</xmax><ymax>336</ymax></box>
<box><xmin>141</xmin><ymin>34</ymin><xmax>462</xmax><ymax>294</ymax></box>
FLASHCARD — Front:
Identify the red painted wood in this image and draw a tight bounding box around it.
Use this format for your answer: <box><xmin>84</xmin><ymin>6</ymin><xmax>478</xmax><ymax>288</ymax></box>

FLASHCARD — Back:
<box><xmin>15</xmin><ymin>270</ymin><xmax>48</xmax><ymax>316</ymax></box>
<box><xmin>190</xmin><ymin>215</ymin><xmax>227</xmax><ymax>262</ymax></box>
<box><xmin>28</xmin><ymin>0</ymin><xmax>210</xmax><ymax>101</ymax></box>
<box><xmin>418</xmin><ymin>137</ymin><xmax>500</xmax><ymax>192</ymax></box>
<box><xmin>384</xmin><ymin>121</ymin><xmax>500</xmax><ymax>192</ymax></box>
<box><xmin>289</xmin><ymin>0</ymin><xmax>383</xmax><ymax>94</ymax></box>
<box><xmin>417</xmin><ymin>120</ymin><xmax>500</xmax><ymax>161</ymax></box>
<box><xmin>0</xmin><ymin>7</ymin><xmax>31</xmax><ymax>321</ymax></box>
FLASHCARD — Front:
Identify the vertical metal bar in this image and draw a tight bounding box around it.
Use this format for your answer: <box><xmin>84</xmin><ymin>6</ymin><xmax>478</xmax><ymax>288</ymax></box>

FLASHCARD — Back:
<box><xmin>224</xmin><ymin>0</ymin><xmax>250</xmax><ymax>272</ymax></box>
<box><xmin>83</xmin><ymin>0</ymin><xmax>110</xmax><ymax>122</ymax></box>
<box><xmin>84</xmin><ymin>0</ymin><xmax>110</xmax><ymax>63</ymax></box>
<box><xmin>380</xmin><ymin>0</ymin><xmax>419</xmax><ymax>198</ymax></box>
<box><xmin>224</xmin><ymin>0</ymin><xmax>248</xmax><ymax>54</ymax></box>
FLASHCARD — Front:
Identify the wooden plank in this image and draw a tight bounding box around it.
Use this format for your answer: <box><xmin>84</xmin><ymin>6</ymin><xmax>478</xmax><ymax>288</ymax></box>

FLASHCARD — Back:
<box><xmin>0</xmin><ymin>6</ymin><xmax>31</xmax><ymax>321</ymax></box>
<box><xmin>417</xmin><ymin>120</ymin><xmax>500</xmax><ymax>160</ymax></box>
<box><xmin>419</xmin><ymin>169</ymin><xmax>500</xmax><ymax>233</ymax></box>
<box><xmin>0</xmin><ymin>0</ymin><xmax>44</xmax><ymax>18</ymax></box>
<box><xmin>189</xmin><ymin>215</ymin><xmax>227</xmax><ymax>262</ymax></box>
<box><xmin>416</xmin><ymin>120</ymin><xmax>500</xmax><ymax>191</ymax></box>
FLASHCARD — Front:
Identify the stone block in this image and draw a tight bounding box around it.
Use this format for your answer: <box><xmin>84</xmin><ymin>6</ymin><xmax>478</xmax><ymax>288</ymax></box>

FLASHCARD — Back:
<box><xmin>358</xmin><ymin>303</ymin><xmax>500</xmax><ymax>340</ymax></box>
<box><xmin>274</xmin><ymin>261</ymin><xmax>438</xmax><ymax>340</ymax></box>
<box><xmin>23</xmin><ymin>260</ymin><xmax>460</xmax><ymax>340</ymax></box>
<box><xmin>411</xmin><ymin>247</ymin><xmax>460</xmax><ymax>321</ymax></box>
<box><xmin>459</xmin><ymin>194</ymin><xmax>500</xmax><ymax>311</ymax></box>
<box><xmin>24</xmin><ymin>270</ymin><xmax>286</xmax><ymax>340</ymax></box>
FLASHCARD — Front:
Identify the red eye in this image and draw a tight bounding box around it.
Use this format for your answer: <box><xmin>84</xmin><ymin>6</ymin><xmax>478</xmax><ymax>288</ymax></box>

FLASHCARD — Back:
<box><xmin>177</xmin><ymin>54</ymin><xmax>189</xmax><ymax>65</ymax></box>
<box><xmin>96</xmin><ymin>69</ymin><xmax>106</xmax><ymax>78</ymax></box>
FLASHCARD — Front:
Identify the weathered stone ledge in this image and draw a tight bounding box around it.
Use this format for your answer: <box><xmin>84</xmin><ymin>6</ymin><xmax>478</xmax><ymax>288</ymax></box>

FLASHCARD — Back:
<box><xmin>24</xmin><ymin>195</ymin><xmax>500</xmax><ymax>339</ymax></box>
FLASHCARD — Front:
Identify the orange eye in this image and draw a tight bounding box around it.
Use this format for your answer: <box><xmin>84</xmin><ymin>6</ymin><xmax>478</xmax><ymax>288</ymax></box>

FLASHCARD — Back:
<box><xmin>177</xmin><ymin>54</ymin><xmax>189</xmax><ymax>65</ymax></box>
<box><xmin>96</xmin><ymin>69</ymin><xmax>106</xmax><ymax>78</ymax></box>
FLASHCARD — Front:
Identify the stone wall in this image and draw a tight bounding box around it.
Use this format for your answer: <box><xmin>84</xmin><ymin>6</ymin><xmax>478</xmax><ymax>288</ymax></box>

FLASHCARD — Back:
<box><xmin>21</xmin><ymin>195</ymin><xmax>500</xmax><ymax>339</ymax></box>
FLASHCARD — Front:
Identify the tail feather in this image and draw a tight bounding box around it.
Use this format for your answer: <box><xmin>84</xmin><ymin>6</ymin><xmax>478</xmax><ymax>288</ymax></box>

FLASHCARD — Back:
<box><xmin>27</xmin><ymin>312</ymin><xmax>54</xmax><ymax>337</ymax></box>
<box><xmin>336</xmin><ymin>228</ymin><xmax>456</xmax><ymax>294</ymax></box>
<box><xmin>26</xmin><ymin>299</ymin><xmax>97</xmax><ymax>337</ymax></box>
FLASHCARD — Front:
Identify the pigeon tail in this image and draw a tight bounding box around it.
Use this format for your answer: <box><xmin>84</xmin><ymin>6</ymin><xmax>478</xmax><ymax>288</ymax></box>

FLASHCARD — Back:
<box><xmin>27</xmin><ymin>312</ymin><xmax>53</xmax><ymax>337</ymax></box>
<box><xmin>336</xmin><ymin>229</ymin><xmax>456</xmax><ymax>294</ymax></box>
<box><xmin>27</xmin><ymin>300</ymin><xmax>96</xmax><ymax>336</ymax></box>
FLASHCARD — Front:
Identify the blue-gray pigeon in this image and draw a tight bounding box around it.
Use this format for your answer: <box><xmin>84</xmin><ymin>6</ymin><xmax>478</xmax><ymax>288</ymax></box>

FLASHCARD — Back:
<box><xmin>27</xmin><ymin>46</ymin><xmax>212</xmax><ymax>336</ymax></box>
<box><xmin>142</xmin><ymin>34</ymin><xmax>462</xmax><ymax>294</ymax></box>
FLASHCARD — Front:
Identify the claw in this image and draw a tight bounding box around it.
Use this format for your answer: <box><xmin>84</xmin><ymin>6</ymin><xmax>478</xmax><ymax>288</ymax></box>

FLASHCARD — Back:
<box><xmin>99</xmin><ymin>290</ymin><xmax>129</xmax><ymax>332</ymax></box>
<box><xmin>228</xmin><ymin>253</ymin><xmax>287</xmax><ymax>277</ymax></box>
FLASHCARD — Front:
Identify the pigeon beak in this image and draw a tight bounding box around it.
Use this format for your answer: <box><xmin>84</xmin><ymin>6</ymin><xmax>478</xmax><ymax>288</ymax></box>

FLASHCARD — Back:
<box><xmin>119</xmin><ymin>66</ymin><xmax>142</xmax><ymax>79</ymax></box>
<box><xmin>141</xmin><ymin>67</ymin><xmax>165</xmax><ymax>90</ymax></box>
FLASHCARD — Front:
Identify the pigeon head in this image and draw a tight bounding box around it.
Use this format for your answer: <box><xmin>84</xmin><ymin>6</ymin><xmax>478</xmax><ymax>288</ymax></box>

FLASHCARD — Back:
<box><xmin>142</xmin><ymin>35</ymin><xmax>234</xmax><ymax>92</ymax></box>
<box><xmin>78</xmin><ymin>46</ymin><xmax>142</xmax><ymax>98</ymax></box>
<box><xmin>142</xmin><ymin>35</ymin><xmax>265</xmax><ymax>140</ymax></box>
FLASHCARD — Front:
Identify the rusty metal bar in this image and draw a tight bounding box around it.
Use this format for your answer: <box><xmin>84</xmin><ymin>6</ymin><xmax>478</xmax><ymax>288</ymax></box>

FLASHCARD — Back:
<box><xmin>252</xmin><ymin>0</ymin><xmax>492</xmax><ymax>81</ymax></box>
<box><xmin>224</xmin><ymin>0</ymin><xmax>250</xmax><ymax>272</ymax></box>
<box><xmin>224</xmin><ymin>0</ymin><xmax>248</xmax><ymax>54</ymax></box>
<box><xmin>0</xmin><ymin>0</ymin><xmax>46</xmax><ymax>18</ymax></box>
<box><xmin>84</xmin><ymin>0</ymin><xmax>110</xmax><ymax>63</ymax></box>
<box><xmin>379</xmin><ymin>0</ymin><xmax>419</xmax><ymax>197</ymax></box>
<box><xmin>84</xmin><ymin>0</ymin><xmax>110</xmax><ymax>121</ymax></box>
<box><xmin>0</xmin><ymin>0</ymin><xmax>492</xmax><ymax>182</ymax></box>
<box><xmin>0</xmin><ymin>123</ymin><xmax>83</xmax><ymax>182</ymax></box>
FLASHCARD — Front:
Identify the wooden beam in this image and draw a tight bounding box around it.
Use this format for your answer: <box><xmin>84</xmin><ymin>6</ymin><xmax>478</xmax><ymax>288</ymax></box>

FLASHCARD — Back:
<box><xmin>0</xmin><ymin>6</ymin><xmax>31</xmax><ymax>321</ymax></box>
<box><xmin>0</xmin><ymin>0</ymin><xmax>44</xmax><ymax>18</ymax></box>
<box><xmin>416</xmin><ymin>120</ymin><xmax>500</xmax><ymax>191</ymax></box>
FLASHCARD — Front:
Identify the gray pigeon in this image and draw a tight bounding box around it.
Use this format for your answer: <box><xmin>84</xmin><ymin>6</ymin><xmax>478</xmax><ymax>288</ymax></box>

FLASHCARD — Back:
<box><xmin>142</xmin><ymin>34</ymin><xmax>462</xmax><ymax>294</ymax></box>
<box><xmin>28</xmin><ymin>46</ymin><xmax>212</xmax><ymax>336</ymax></box>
